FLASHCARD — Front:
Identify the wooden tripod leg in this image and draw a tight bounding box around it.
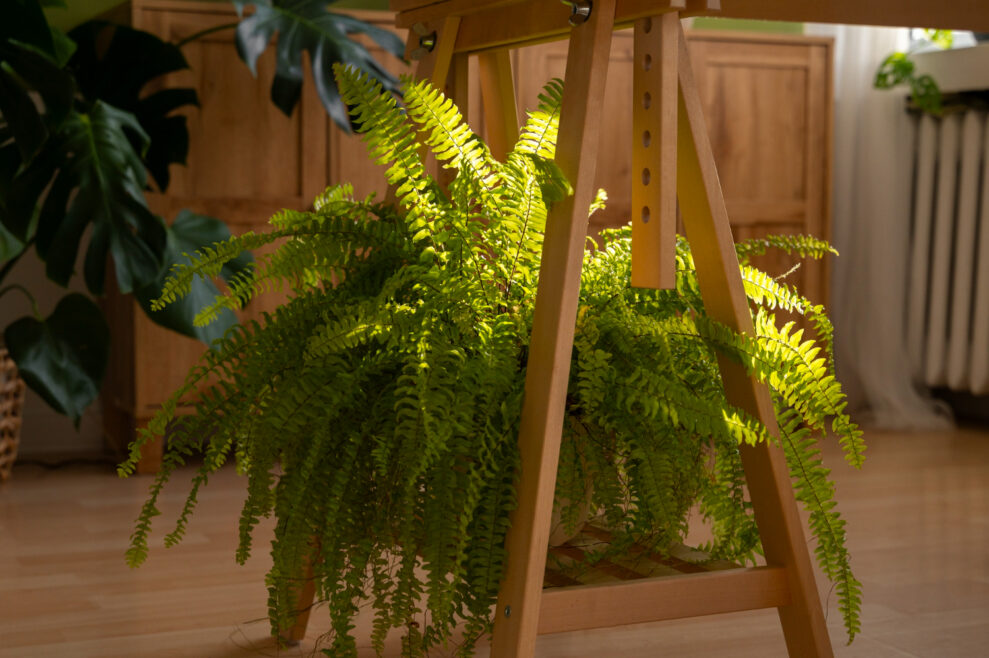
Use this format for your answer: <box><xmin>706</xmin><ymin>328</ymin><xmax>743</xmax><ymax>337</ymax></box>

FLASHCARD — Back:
<box><xmin>631</xmin><ymin>12</ymin><xmax>678</xmax><ymax>290</ymax></box>
<box><xmin>674</xmin><ymin>25</ymin><xmax>834</xmax><ymax>657</ymax></box>
<box><xmin>435</xmin><ymin>51</ymin><xmax>471</xmax><ymax>189</ymax></box>
<box><xmin>410</xmin><ymin>16</ymin><xmax>465</xmax><ymax>188</ymax></box>
<box><xmin>477</xmin><ymin>49</ymin><xmax>519</xmax><ymax>161</ymax></box>
<box><xmin>400</xmin><ymin>16</ymin><xmax>463</xmax><ymax>193</ymax></box>
<box><xmin>409</xmin><ymin>15</ymin><xmax>462</xmax><ymax>87</ymax></box>
<box><xmin>489</xmin><ymin>1</ymin><xmax>617</xmax><ymax>656</ymax></box>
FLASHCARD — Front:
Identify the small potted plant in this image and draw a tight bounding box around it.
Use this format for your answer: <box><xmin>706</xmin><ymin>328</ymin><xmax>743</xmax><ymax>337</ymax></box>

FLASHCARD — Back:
<box><xmin>122</xmin><ymin>66</ymin><xmax>865</xmax><ymax>656</ymax></box>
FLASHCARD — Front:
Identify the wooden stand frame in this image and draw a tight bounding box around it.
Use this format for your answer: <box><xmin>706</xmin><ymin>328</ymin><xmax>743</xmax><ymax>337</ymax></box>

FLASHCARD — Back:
<box><xmin>283</xmin><ymin>0</ymin><xmax>989</xmax><ymax>652</ymax></box>
<box><xmin>280</xmin><ymin>0</ymin><xmax>841</xmax><ymax>654</ymax></box>
<box><xmin>448</xmin><ymin>4</ymin><xmax>832</xmax><ymax>656</ymax></box>
<box><xmin>396</xmin><ymin>2</ymin><xmax>833</xmax><ymax>656</ymax></box>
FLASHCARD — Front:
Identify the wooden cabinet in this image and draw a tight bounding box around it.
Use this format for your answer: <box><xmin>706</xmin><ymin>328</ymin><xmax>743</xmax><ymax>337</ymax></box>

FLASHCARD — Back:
<box><xmin>689</xmin><ymin>32</ymin><xmax>832</xmax><ymax>307</ymax></box>
<box><xmin>513</xmin><ymin>30</ymin><xmax>833</xmax><ymax>305</ymax></box>
<box><xmin>103</xmin><ymin>1</ymin><xmax>411</xmax><ymax>471</ymax></box>
<box><xmin>106</xmin><ymin>4</ymin><xmax>832</xmax><ymax>471</ymax></box>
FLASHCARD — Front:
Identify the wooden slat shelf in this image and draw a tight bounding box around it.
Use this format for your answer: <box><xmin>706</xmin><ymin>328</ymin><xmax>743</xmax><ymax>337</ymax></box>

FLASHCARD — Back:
<box><xmin>537</xmin><ymin>523</ymin><xmax>790</xmax><ymax>635</ymax></box>
<box><xmin>543</xmin><ymin>523</ymin><xmax>740</xmax><ymax>590</ymax></box>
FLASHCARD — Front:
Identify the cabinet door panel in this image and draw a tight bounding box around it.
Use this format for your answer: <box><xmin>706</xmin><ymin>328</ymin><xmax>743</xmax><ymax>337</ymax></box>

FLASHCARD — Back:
<box><xmin>327</xmin><ymin>29</ymin><xmax>411</xmax><ymax>201</ymax></box>
<box><xmin>135</xmin><ymin>5</ymin><xmax>311</xmax><ymax>199</ymax></box>
<box><xmin>514</xmin><ymin>30</ymin><xmax>635</xmax><ymax>231</ymax></box>
<box><xmin>690</xmin><ymin>34</ymin><xmax>831</xmax><ymax>305</ymax></box>
<box><xmin>513</xmin><ymin>29</ymin><xmax>832</xmax><ymax>304</ymax></box>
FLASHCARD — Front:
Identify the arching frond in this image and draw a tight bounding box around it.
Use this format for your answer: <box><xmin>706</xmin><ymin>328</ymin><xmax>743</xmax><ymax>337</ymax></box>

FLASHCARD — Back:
<box><xmin>124</xmin><ymin>70</ymin><xmax>864</xmax><ymax>654</ymax></box>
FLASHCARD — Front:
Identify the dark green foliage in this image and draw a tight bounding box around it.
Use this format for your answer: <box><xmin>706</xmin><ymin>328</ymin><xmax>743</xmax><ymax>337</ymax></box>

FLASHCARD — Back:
<box><xmin>0</xmin><ymin>0</ymin><xmax>75</xmax><ymax>162</ymax></box>
<box><xmin>135</xmin><ymin>210</ymin><xmax>254</xmax><ymax>345</ymax></box>
<box><xmin>35</xmin><ymin>101</ymin><xmax>165</xmax><ymax>295</ymax></box>
<box><xmin>67</xmin><ymin>21</ymin><xmax>199</xmax><ymax>191</ymax></box>
<box><xmin>124</xmin><ymin>67</ymin><xmax>865</xmax><ymax>653</ymax></box>
<box><xmin>231</xmin><ymin>0</ymin><xmax>405</xmax><ymax>129</ymax></box>
<box><xmin>3</xmin><ymin>293</ymin><xmax>108</xmax><ymax>425</ymax></box>
<box><xmin>0</xmin><ymin>1</ymin><xmax>249</xmax><ymax>419</ymax></box>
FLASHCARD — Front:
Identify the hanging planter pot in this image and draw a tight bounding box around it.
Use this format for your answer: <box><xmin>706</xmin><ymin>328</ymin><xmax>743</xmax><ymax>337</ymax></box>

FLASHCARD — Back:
<box><xmin>0</xmin><ymin>348</ymin><xmax>26</xmax><ymax>482</ymax></box>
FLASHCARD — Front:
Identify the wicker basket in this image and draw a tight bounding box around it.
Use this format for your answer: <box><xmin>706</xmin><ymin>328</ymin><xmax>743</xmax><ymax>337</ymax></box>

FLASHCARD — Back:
<box><xmin>0</xmin><ymin>348</ymin><xmax>25</xmax><ymax>481</ymax></box>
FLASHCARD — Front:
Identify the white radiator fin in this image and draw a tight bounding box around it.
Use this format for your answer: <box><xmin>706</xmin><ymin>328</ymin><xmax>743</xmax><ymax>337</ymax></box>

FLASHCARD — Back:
<box><xmin>908</xmin><ymin>109</ymin><xmax>989</xmax><ymax>394</ymax></box>
<box><xmin>971</xmin><ymin>116</ymin><xmax>989</xmax><ymax>393</ymax></box>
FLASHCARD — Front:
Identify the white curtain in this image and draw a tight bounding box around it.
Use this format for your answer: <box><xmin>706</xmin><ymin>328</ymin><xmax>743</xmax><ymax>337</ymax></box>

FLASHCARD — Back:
<box><xmin>805</xmin><ymin>24</ymin><xmax>953</xmax><ymax>429</ymax></box>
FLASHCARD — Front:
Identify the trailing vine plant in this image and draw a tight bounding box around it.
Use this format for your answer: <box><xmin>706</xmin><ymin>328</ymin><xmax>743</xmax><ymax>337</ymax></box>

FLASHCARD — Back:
<box><xmin>121</xmin><ymin>65</ymin><xmax>865</xmax><ymax>655</ymax></box>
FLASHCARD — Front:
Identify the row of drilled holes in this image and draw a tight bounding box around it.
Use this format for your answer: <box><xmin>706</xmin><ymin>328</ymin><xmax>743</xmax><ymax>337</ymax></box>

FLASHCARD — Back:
<box><xmin>640</xmin><ymin>17</ymin><xmax>654</xmax><ymax>224</ymax></box>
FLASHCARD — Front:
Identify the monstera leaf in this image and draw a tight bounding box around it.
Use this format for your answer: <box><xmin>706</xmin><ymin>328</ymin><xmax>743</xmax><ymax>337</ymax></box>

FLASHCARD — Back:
<box><xmin>0</xmin><ymin>0</ymin><xmax>75</xmax><ymax>161</ymax></box>
<box><xmin>135</xmin><ymin>210</ymin><xmax>254</xmax><ymax>345</ymax></box>
<box><xmin>7</xmin><ymin>101</ymin><xmax>166</xmax><ymax>295</ymax></box>
<box><xmin>4</xmin><ymin>293</ymin><xmax>110</xmax><ymax>425</ymax></box>
<box><xmin>68</xmin><ymin>21</ymin><xmax>198</xmax><ymax>191</ymax></box>
<box><xmin>0</xmin><ymin>140</ymin><xmax>27</xmax><ymax>271</ymax></box>
<box><xmin>232</xmin><ymin>0</ymin><xmax>404</xmax><ymax>129</ymax></box>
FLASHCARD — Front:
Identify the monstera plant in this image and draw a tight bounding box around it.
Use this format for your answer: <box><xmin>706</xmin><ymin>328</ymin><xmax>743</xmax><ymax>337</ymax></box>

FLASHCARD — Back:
<box><xmin>0</xmin><ymin>0</ymin><xmax>402</xmax><ymax>424</ymax></box>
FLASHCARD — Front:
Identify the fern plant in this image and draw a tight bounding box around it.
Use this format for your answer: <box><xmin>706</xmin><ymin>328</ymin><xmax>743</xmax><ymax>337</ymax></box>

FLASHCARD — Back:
<box><xmin>122</xmin><ymin>66</ymin><xmax>865</xmax><ymax>655</ymax></box>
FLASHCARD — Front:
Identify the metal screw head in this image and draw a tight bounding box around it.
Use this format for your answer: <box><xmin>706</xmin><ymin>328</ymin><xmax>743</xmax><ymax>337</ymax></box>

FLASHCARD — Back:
<box><xmin>504</xmin><ymin>605</ymin><xmax>512</xmax><ymax>618</ymax></box>
<box><xmin>564</xmin><ymin>0</ymin><xmax>593</xmax><ymax>26</ymax></box>
<box><xmin>409</xmin><ymin>22</ymin><xmax>437</xmax><ymax>60</ymax></box>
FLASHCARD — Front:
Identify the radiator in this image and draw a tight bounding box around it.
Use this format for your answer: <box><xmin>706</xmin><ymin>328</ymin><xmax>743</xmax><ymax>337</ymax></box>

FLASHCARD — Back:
<box><xmin>906</xmin><ymin>110</ymin><xmax>989</xmax><ymax>394</ymax></box>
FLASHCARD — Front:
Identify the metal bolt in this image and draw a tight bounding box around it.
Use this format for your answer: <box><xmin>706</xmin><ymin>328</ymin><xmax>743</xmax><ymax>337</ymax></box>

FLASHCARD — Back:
<box><xmin>562</xmin><ymin>0</ymin><xmax>593</xmax><ymax>26</ymax></box>
<box><xmin>410</xmin><ymin>22</ymin><xmax>438</xmax><ymax>60</ymax></box>
<box><xmin>504</xmin><ymin>605</ymin><xmax>512</xmax><ymax>618</ymax></box>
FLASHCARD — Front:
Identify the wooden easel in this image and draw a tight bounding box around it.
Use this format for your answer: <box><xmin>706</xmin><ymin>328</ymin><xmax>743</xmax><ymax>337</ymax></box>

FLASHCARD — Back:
<box><xmin>285</xmin><ymin>0</ymin><xmax>989</xmax><ymax>655</ymax></box>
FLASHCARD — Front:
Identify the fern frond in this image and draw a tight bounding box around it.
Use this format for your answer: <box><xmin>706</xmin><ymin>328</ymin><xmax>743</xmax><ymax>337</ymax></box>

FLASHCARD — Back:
<box><xmin>735</xmin><ymin>233</ymin><xmax>838</xmax><ymax>263</ymax></box>
<box><xmin>125</xmin><ymin>70</ymin><xmax>865</xmax><ymax>653</ymax></box>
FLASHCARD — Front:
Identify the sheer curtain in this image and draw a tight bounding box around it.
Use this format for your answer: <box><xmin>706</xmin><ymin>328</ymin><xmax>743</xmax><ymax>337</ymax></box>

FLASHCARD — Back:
<box><xmin>805</xmin><ymin>23</ymin><xmax>952</xmax><ymax>429</ymax></box>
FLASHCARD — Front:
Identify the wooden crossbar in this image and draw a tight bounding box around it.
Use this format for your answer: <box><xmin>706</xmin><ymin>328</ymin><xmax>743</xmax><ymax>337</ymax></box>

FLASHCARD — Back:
<box><xmin>399</xmin><ymin>1</ymin><xmax>716</xmax><ymax>54</ymax></box>
<box><xmin>395</xmin><ymin>0</ymin><xmax>989</xmax><ymax>33</ymax></box>
<box><xmin>539</xmin><ymin>567</ymin><xmax>791</xmax><ymax>634</ymax></box>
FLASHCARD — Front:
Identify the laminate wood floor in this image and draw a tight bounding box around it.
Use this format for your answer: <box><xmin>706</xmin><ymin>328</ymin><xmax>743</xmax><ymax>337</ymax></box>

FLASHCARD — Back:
<box><xmin>2</xmin><ymin>426</ymin><xmax>987</xmax><ymax>657</ymax></box>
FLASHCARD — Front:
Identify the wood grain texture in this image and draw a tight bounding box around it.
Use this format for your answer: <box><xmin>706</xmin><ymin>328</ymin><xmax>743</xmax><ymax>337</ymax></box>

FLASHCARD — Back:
<box><xmin>513</xmin><ymin>32</ymin><xmax>635</xmax><ymax>229</ymax></box>
<box><xmin>538</xmin><ymin>567</ymin><xmax>790</xmax><ymax>634</ymax></box>
<box><xmin>395</xmin><ymin>0</ymin><xmax>989</xmax><ymax>29</ymax></box>
<box><xmin>513</xmin><ymin>31</ymin><xmax>833</xmax><ymax>308</ymax></box>
<box><xmin>450</xmin><ymin>0</ymin><xmax>687</xmax><ymax>54</ymax></box>
<box><xmin>688</xmin><ymin>32</ymin><xmax>832</xmax><ymax>306</ymax></box>
<box><xmin>630</xmin><ymin>13</ymin><xmax>678</xmax><ymax>290</ymax></box>
<box><xmin>3</xmin><ymin>426</ymin><xmax>988</xmax><ymax>656</ymax></box>
<box><xmin>134</xmin><ymin>2</ymin><xmax>308</xmax><ymax>200</ymax></box>
<box><xmin>693</xmin><ymin>0</ymin><xmax>989</xmax><ymax>32</ymax></box>
<box><xmin>489</xmin><ymin>2</ymin><xmax>618</xmax><ymax>655</ymax></box>
<box><xmin>674</xmin><ymin>25</ymin><xmax>833</xmax><ymax>657</ymax></box>
<box><xmin>107</xmin><ymin>3</ymin><xmax>407</xmax><ymax>472</ymax></box>
<box><xmin>477</xmin><ymin>50</ymin><xmax>519</xmax><ymax>162</ymax></box>
<box><xmin>395</xmin><ymin>1</ymin><xmax>989</xmax><ymax>50</ymax></box>
<box><xmin>394</xmin><ymin>0</ymin><xmax>521</xmax><ymax>27</ymax></box>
